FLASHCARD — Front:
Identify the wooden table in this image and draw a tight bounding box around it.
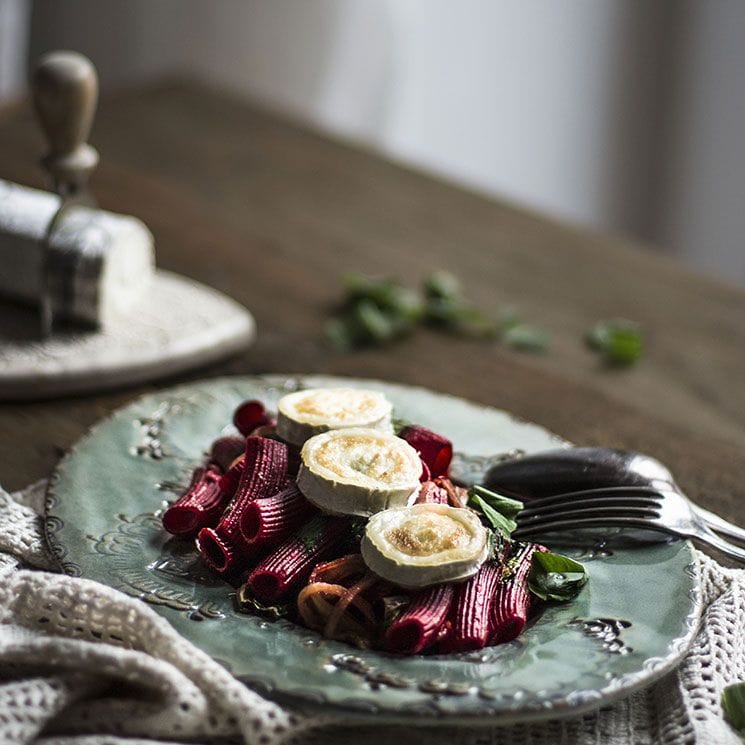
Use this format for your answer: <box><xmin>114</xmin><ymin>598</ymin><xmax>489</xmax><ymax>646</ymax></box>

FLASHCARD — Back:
<box><xmin>1</xmin><ymin>82</ymin><xmax>744</xmax><ymax>531</ymax></box>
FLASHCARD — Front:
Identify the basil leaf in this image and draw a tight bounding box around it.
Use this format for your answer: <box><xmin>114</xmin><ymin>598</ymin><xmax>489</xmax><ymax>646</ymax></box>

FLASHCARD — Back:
<box><xmin>504</xmin><ymin>323</ymin><xmax>549</xmax><ymax>353</ymax></box>
<box><xmin>586</xmin><ymin>319</ymin><xmax>642</xmax><ymax>366</ymax></box>
<box><xmin>343</xmin><ymin>274</ymin><xmax>424</xmax><ymax>320</ymax></box>
<box><xmin>236</xmin><ymin>584</ymin><xmax>293</xmax><ymax>620</ymax></box>
<box><xmin>425</xmin><ymin>297</ymin><xmax>498</xmax><ymax>337</ymax></box>
<box><xmin>423</xmin><ymin>270</ymin><xmax>462</xmax><ymax>301</ymax></box>
<box><xmin>330</xmin><ymin>271</ymin><xmax>550</xmax><ymax>352</ymax></box>
<box><xmin>391</xmin><ymin>417</ymin><xmax>413</xmax><ymax>435</ymax></box>
<box><xmin>722</xmin><ymin>682</ymin><xmax>745</xmax><ymax>733</ymax></box>
<box><xmin>353</xmin><ymin>299</ymin><xmax>398</xmax><ymax>343</ymax></box>
<box><xmin>343</xmin><ymin>273</ymin><xmax>396</xmax><ymax>305</ymax></box>
<box><xmin>496</xmin><ymin>306</ymin><xmax>521</xmax><ymax>331</ymax></box>
<box><xmin>468</xmin><ymin>492</ymin><xmax>518</xmax><ymax>538</ymax></box>
<box><xmin>380</xmin><ymin>595</ymin><xmax>411</xmax><ymax>629</ymax></box>
<box><xmin>469</xmin><ymin>484</ymin><xmax>524</xmax><ymax>518</ymax></box>
<box><xmin>528</xmin><ymin>552</ymin><xmax>588</xmax><ymax>602</ymax></box>
<box><xmin>382</xmin><ymin>285</ymin><xmax>425</xmax><ymax>323</ymax></box>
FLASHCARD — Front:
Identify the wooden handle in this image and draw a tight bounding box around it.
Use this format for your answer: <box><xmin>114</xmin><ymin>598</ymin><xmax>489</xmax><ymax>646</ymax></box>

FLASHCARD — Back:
<box><xmin>32</xmin><ymin>50</ymin><xmax>99</xmax><ymax>195</ymax></box>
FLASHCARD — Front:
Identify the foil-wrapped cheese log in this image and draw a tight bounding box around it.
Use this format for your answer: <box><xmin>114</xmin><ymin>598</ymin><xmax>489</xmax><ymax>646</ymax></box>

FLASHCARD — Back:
<box><xmin>0</xmin><ymin>179</ymin><xmax>155</xmax><ymax>327</ymax></box>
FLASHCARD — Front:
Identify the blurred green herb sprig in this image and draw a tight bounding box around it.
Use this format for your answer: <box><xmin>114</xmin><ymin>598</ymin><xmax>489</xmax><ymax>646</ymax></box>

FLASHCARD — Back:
<box><xmin>326</xmin><ymin>271</ymin><xmax>644</xmax><ymax>368</ymax></box>
<box><xmin>325</xmin><ymin>271</ymin><xmax>549</xmax><ymax>354</ymax></box>
<box><xmin>586</xmin><ymin>319</ymin><xmax>643</xmax><ymax>366</ymax></box>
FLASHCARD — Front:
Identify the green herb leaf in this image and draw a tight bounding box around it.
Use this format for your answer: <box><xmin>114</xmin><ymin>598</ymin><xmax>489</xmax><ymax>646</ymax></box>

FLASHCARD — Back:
<box><xmin>352</xmin><ymin>299</ymin><xmax>398</xmax><ymax>343</ymax></box>
<box><xmin>496</xmin><ymin>307</ymin><xmax>522</xmax><ymax>331</ymax></box>
<box><xmin>380</xmin><ymin>595</ymin><xmax>411</xmax><ymax>629</ymax></box>
<box><xmin>343</xmin><ymin>273</ymin><xmax>424</xmax><ymax>321</ymax></box>
<box><xmin>343</xmin><ymin>273</ymin><xmax>391</xmax><ymax>304</ymax></box>
<box><xmin>504</xmin><ymin>323</ymin><xmax>549</xmax><ymax>353</ymax></box>
<box><xmin>423</xmin><ymin>270</ymin><xmax>462</xmax><ymax>301</ymax></box>
<box><xmin>468</xmin><ymin>493</ymin><xmax>517</xmax><ymax>538</ymax></box>
<box><xmin>722</xmin><ymin>682</ymin><xmax>745</xmax><ymax>733</ymax></box>
<box><xmin>586</xmin><ymin>319</ymin><xmax>643</xmax><ymax>366</ymax></box>
<box><xmin>389</xmin><ymin>287</ymin><xmax>426</xmax><ymax>323</ymax></box>
<box><xmin>236</xmin><ymin>584</ymin><xmax>293</xmax><ymax>620</ymax></box>
<box><xmin>331</xmin><ymin>274</ymin><xmax>425</xmax><ymax>350</ymax></box>
<box><xmin>528</xmin><ymin>552</ymin><xmax>588</xmax><ymax>602</ymax></box>
<box><xmin>467</xmin><ymin>484</ymin><xmax>523</xmax><ymax>539</ymax></box>
<box><xmin>324</xmin><ymin>315</ymin><xmax>362</xmax><ymax>351</ymax></box>
<box><xmin>331</xmin><ymin>271</ymin><xmax>547</xmax><ymax>351</ymax></box>
<box><xmin>425</xmin><ymin>298</ymin><xmax>499</xmax><ymax>337</ymax></box>
<box><xmin>391</xmin><ymin>417</ymin><xmax>414</xmax><ymax>435</ymax></box>
<box><xmin>469</xmin><ymin>484</ymin><xmax>524</xmax><ymax>518</ymax></box>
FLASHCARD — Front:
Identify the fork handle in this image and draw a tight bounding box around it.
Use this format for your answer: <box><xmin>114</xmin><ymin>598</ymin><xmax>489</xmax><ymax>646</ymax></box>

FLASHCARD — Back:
<box><xmin>693</xmin><ymin>525</ymin><xmax>745</xmax><ymax>564</ymax></box>
<box><xmin>692</xmin><ymin>505</ymin><xmax>745</xmax><ymax>546</ymax></box>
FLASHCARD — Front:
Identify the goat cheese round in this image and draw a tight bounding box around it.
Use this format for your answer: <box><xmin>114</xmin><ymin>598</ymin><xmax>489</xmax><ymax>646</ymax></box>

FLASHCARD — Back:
<box><xmin>361</xmin><ymin>503</ymin><xmax>489</xmax><ymax>588</ymax></box>
<box><xmin>276</xmin><ymin>387</ymin><xmax>393</xmax><ymax>446</ymax></box>
<box><xmin>297</xmin><ymin>427</ymin><xmax>421</xmax><ymax>516</ymax></box>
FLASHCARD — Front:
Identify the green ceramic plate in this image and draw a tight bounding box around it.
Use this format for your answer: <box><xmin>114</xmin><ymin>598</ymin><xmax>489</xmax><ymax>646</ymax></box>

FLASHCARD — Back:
<box><xmin>45</xmin><ymin>375</ymin><xmax>700</xmax><ymax>725</ymax></box>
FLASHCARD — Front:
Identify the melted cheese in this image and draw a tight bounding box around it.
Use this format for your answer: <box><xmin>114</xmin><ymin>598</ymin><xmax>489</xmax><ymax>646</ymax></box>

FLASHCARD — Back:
<box><xmin>386</xmin><ymin>513</ymin><xmax>469</xmax><ymax>556</ymax></box>
<box><xmin>361</xmin><ymin>503</ymin><xmax>490</xmax><ymax>587</ymax></box>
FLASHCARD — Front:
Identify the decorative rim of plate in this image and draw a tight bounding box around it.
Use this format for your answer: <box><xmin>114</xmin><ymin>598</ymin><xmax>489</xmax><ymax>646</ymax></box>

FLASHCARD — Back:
<box><xmin>43</xmin><ymin>374</ymin><xmax>703</xmax><ymax>724</ymax></box>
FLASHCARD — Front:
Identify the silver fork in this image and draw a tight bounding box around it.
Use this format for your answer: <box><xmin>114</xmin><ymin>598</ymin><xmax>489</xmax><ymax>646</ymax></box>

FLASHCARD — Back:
<box><xmin>479</xmin><ymin>446</ymin><xmax>745</xmax><ymax>546</ymax></box>
<box><xmin>511</xmin><ymin>484</ymin><xmax>745</xmax><ymax>545</ymax></box>
<box><xmin>512</xmin><ymin>485</ymin><xmax>745</xmax><ymax>563</ymax></box>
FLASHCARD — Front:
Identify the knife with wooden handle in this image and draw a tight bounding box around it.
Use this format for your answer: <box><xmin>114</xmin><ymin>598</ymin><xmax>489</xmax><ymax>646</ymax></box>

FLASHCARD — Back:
<box><xmin>32</xmin><ymin>50</ymin><xmax>99</xmax><ymax>336</ymax></box>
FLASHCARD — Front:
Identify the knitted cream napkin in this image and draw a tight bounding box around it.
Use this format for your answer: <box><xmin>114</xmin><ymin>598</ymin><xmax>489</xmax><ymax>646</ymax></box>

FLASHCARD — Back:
<box><xmin>1</xmin><ymin>481</ymin><xmax>743</xmax><ymax>745</ymax></box>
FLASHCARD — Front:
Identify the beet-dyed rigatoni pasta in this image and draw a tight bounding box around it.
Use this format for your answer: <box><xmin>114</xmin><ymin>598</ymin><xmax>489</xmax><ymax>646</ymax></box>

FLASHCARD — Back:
<box><xmin>197</xmin><ymin>437</ymin><xmax>288</xmax><ymax>575</ymax></box>
<box><xmin>384</xmin><ymin>583</ymin><xmax>454</xmax><ymax>654</ymax></box>
<box><xmin>245</xmin><ymin>514</ymin><xmax>352</xmax><ymax>602</ymax></box>
<box><xmin>447</xmin><ymin>559</ymin><xmax>503</xmax><ymax>652</ymax></box>
<box><xmin>239</xmin><ymin>483</ymin><xmax>317</xmax><ymax>549</ymax></box>
<box><xmin>491</xmin><ymin>542</ymin><xmax>541</xmax><ymax>644</ymax></box>
<box><xmin>160</xmin><ymin>390</ymin><xmax>587</xmax><ymax>655</ymax></box>
<box><xmin>162</xmin><ymin>465</ymin><xmax>227</xmax><ymax>538</ymax></box>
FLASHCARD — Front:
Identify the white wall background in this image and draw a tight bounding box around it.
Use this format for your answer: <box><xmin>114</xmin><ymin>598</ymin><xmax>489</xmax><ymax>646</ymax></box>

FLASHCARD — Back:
<box><xmin>0</xmin><ymin>0</ymin><xmax>30</xmax><ymax>98</ymax></box>
<box><xmin>8</xmin><ymin>0</ymin><xmax>745</xmax><ymax>285</ymax></box>
<box><xmin>653</xmin><ymin>1</ymin><xmax>745</xmax><ymax>282</ymax></box>
<box><xmin>187</xmin><ymin>0</ymin><xmax>670</xmax><ymax>239</ymax></box>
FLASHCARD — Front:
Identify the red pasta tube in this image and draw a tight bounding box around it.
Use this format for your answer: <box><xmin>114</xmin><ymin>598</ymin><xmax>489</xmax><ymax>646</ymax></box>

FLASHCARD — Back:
<box><xmin>245</xmin><ymin>515</ymin><xmax>351</xmax><ymax>602</ymax></box>
<box><xmin>399</xmin><ymin>425</ymin><xmax>453</xmax><ymax>478</ymax></box>
<box><xmin>162</xmin><ymin>465</ymin><xmax>227</xmax><ymax>537</ymax></box>
<box><xmin>209</xmin><ymin>436</ymin><xmax>246</xmax><ymax>471</ymax></box>
<box><xmin>239</xmin><ymin>483</ymin><xmax>317</xmax><ymax>549</ymax></box>
<box><xmin>490</xmin><ymin>543</ymin><xmax>539</xmax><ymax>644</ymax></box>
<box><xmin>197</xmin><ymin>437</ymin><xmax>288</xmax><ymax>575</ymax></box>
<box><xmin>448</xmin><ymin>559</ymin><xmax>503</xmax><ymax>652</ymax></box>
<box><xmin>384</xmin><ymin>583</ymin><xmax>454</xmax><ymax>654</ymax></box>
<box><xmin>219</xmin><ymin>455</ymin><xmax>246</xmax><ymax>499</ymax></box>
<box><xmin>233</xmin><ymin>399</ymin><xmax>274</xmax><ymax>436</ymax></box>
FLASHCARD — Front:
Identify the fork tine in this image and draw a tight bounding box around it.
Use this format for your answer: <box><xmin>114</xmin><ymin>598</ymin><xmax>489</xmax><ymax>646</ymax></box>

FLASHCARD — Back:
<box><xmin>516</xmin><ymin>506</ymin><xmax>659</xmax><ymax>531</ymax></box>
<box><xmin>522</xmin><ymin>486</ymin><xmax>662</xmax><ymax>510</ymax></box>
<box><xmin>513</xmin><ymin>515</ymin><xmax>665</xmax><ymax>539</ymax></box>
<box><xmin>519</xmin><ymin>496</ymin><xmax>660</xmax><ymax>519</ymax></box>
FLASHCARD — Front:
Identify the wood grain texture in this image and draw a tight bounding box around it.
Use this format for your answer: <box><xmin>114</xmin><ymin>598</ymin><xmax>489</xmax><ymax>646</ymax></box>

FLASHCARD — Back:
<box><xmin>0</xmin><ymin>82</ymin><xmax>744</xmax><ymax>536</ymax></box>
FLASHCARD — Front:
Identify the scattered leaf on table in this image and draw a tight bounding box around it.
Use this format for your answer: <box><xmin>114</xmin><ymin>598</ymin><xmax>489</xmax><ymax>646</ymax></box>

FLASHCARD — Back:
<box><xmin>587</xmin><ymin>319</ymin><xmax>643</xmax><ymax>366</ymax></box>
<box><xmin>504</xmin><ymin>323</ymin><xmax>549</xmax><ymax>353</ymax></box>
